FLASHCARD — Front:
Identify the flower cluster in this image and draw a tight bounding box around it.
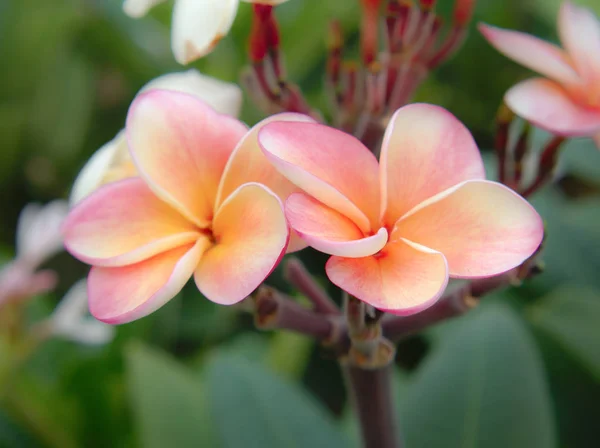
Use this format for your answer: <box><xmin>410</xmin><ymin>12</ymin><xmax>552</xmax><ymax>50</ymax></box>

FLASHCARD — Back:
<box><xmin>480</xmin><ymin>1</ymin><xmax>600</xmax><ymax>148</ymax></box>
<box><xmin>63</xmin><ymin>92</ymin><xmax>542</xmax><ymax>321</ymax></box>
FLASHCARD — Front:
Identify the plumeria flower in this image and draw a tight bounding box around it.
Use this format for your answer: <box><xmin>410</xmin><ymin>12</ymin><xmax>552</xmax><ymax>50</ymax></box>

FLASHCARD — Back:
<box><xmin>258</xmin><ymin>104</ymin><xmax>544</xmax><ymax>315</ymax></box>
<box><xmin>48</xmin><ymin>280</ymin><xmax>115</xmax><ymax>345</ymax></box>
<box><xmin>0</xmin><ymin>201</ymin><xmax>68</xmax><ymax>307</ymax></box>
<box><xmin>480</xmin><ymin>1</ymin><xmax>600</xmax><ymax>148</ymax></box>
<box><xmin>123</xmin><ymin>0</ymin><xmax>290</xmax><ymax>65</ymax></box>
<box><xmin>70</xmin><ymin>69</ymin><xmax>242</xmax><ymax>205</ymax></box>
<box><xmin>63</xmin><ymin>90</ymin><xmax>314</xmax><ymax>324</ymax></box>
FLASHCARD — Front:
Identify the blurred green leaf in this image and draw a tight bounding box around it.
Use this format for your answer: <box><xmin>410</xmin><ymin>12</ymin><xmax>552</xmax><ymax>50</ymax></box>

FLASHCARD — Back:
<box><xmin>527</xmin><ymin>286</ymin><xmax>600</xmax><ymax>379</ymax></box>
<box><xmin>530</xmin><ymin>190</ymin><xmax>600</xmax><ymax>291</ymax></box>
<box><xmin>126</xmin><ymin>343</ymin><xmax>217</xmax><ymax>448</ymax></box>
<box><xmin>206</xmin><ymin>353</ymin><xmax>350</xmax><ymax>448</ymax></box>
<box><xmin>399</xmin><ymin>304</ymin><xmax>556</xmax><ymax>448</ymax></box>
<box><xmin>29</xmin><ymin>51</ymin><xmax>95</xmax><ymax>163</ymax></box>
<box><xmin>0</xmin><ymin>408</ymin><xmax>41</xmax><ymax>448</ymax></box>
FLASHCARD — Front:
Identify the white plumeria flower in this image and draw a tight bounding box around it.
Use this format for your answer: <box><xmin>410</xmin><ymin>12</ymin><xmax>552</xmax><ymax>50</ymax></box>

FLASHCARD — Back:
<box><xmin>123</xmin><ymin>0</ymin><xmax>289</xmax><ymax>64</ymax></box>
<box><xmin>49</xmin><ymin>280</ymin><xmax>115</xmax><ymax>345</ymax></box>
<box><xmin>16</xmin><ymin>200</ymin><xmax>69</xmax><ymax>269</ymax></box>
<box><xmin>69</xmin><ymin>69</ymin><xmax>243</xmax><ymax>205</ymax></box>
<box><xmin>0</xmin><ymin>200</ymin><xmax>68</xmax><ymax>307</ymax></box>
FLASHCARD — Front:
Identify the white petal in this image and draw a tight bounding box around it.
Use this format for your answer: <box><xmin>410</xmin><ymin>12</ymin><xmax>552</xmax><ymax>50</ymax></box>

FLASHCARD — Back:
<box><xmin>51</xmin><ymin>280</ymin><xmax>115</xmax><ymax>345</ymax></box>
<box><xmin>140</xmin><ymin>69</ymin><xmax>243</xmax><ymax>117</ymax></box>
<box><xmin>69</xmin><ymin>131</ymin><xmax>131</xmax><ymax>205</ymax></box>
<box><xmin>123</xmin><ymin>0</ymin><xmax>167</xmax><ymax>18</ymax></box>
<box><xmin>171</xmin><ymin>0</ymin><xmax>240</xmax><ymax>64</ymax></box>
<box><xmin>16</xmin><ymin>201</ymin><xmax>68</xmax><ymax>269</ymax></box>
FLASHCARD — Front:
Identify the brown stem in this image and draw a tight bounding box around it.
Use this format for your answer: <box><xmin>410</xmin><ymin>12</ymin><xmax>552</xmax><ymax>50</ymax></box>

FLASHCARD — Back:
<box><xmin>382</xmin><ymin>269</ymin><xmax>519</xmax><ymax>341</ymax></box>
<box><xmin>344</xmin><ymin>364</ymin><xmax>403</xmax><ymax>448</ymax></box>
<box><xmin>284</xmin><ymin>258</ymin><xmax>339</xmax><ymax>315</ymax></box>
<box><xmin>254</xmin><ymin>286</ymin><xmax>335</xmax><ymax>341</ymax></box>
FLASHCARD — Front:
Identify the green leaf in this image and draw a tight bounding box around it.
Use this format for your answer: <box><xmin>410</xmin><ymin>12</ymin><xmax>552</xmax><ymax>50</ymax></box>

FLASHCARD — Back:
<box><xmin>527</xmin><ymin>285</ymin><xmax>600</xmax><ymax>378</ymax></box>
<box><xmin>126</xmin><ymin>343</ymin><xmax>217</xmax><ymax>448</ymax></box>
<box><xmin>207</xmin><ymin>353</ymin><xmax>350</xmax><ymax>448</ymax></box>
<box><xmin>530</xmin><ymin>189</ymin><xmax>600</xmax><ymax>291</ymax></box>
<box><xmin>399</xmin><ymin>304</ymin><xmax>556</xmax><ymax>448</ymax></box>
<box><xmin>0</xmin><ymin>408</ymin><xmax>41</xmax><ymax>448</ymax></box>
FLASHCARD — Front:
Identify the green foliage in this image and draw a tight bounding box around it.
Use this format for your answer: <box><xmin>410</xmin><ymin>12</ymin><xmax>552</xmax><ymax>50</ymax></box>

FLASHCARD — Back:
<box><xmin>400</xmin><ymin>304</ymin><xmax>557</xmax><ymax>448</ymax></box>
<box><xmin>126</xmin><ymin>343</ymin><xmax>217</xmax><ymax>448</ymax></box>
<box><xmin>207</xmin><ymin>353</ymin><xmax>350</xmax><ymax>448</ymax></box>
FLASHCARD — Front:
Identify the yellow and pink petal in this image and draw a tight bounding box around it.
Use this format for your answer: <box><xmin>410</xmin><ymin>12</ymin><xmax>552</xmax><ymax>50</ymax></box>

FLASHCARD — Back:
<box><xmin>88</xmin><ymin>239</ymin><xmax>209</xmax><ymax>324</ymax></box>
<box><xmin>259</xmin><ymin>121</ymin><xmax>380</xmax><ymax>233</ymax></box>
<box><xmin>285</xmin><ymin>193</ymin><xmax>387</xmax><ymax>258</ymax></box>
<box><xmin>393</xmin><ymin>180</ymin><xmax>544</xmax><ymax>278</ymax></box>
<box><xmin>194</xmin><ymin>183</ymin><xmax>289</xmax><ymax>305</ymax></box>
<box><xmin>126</xmin><ymin>90</ymin><xmax>248</xmax><ymax>228</ymax></box>
<box><xmin>326</xmin><ymin>239</ymin><xmax>449</xmax><ymax>315</ymax></box>
<box><xmin>558</xmin><ymin>1</ymin><xmax>600</xmax><ymax>84</ymax></box>
<box><xmin>505</xmin><ymin>78</ymin><xmax>600</xmax><ymax>136</ymax></box>
<box><xmin>478</xmin><ymin>23</ymin><xmax>581</xmax><ymax>87</ymax></box>
<box><xmin>380</xmin><ymin>103</ymin><xmax>485</xmax><ymax>227</ymax></box>
<box><xmin>63</xmin><ymin>178</ymin><xmax>200</xmax><ymax>267</ymax></box>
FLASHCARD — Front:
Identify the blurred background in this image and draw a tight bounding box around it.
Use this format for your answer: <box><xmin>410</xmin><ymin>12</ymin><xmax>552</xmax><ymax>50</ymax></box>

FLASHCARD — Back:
<box><xmin>1</xmin><ymin>0</ymin><xmax>599</xmax><ymax>447</ymax></box>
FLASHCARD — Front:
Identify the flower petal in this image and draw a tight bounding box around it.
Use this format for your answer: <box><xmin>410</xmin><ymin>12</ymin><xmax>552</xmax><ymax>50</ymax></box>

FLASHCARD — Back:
<box><xmin>478</xmin><ymin>23</ymin><xmax>581</xmax><ymax>86</ymax></box>
<box><xmin>216</xmin><ymin>113</ymin><xmax>316</xmax><ymax>252</ymax></box>
<box><xmin>126</xmin><ymin>90</ymin><xmax>247</xmax><ymax>227</ymax></box>
<box><xmin>558</xmin><ymin>1</ymin><xmax>600</xmax><ymax>83</ymax></box>
<box><xmin>89</xmin><ymin>239</ymin><xmax>208</xmax><ymax>324</ymax></box>
<box><xmin>393</xmin><ymin>180</ymin><xmax>544</xmax><ymax>278</ymax></box>
<box><xmin>258</xmin><ymin>121</ymin><xmax>380</xmax><ymax>232</ymax></box>
<box><xmin>69</xmin><ymin>131</ymin><xmax>136</xmax><ymax>205</ymax></box>
<box><xmin>380</xmin><ymin>103</ymin><xmax>485</xmax><ymax>227</ymax></box>
<box><xmin>286</xmin><ymin>193</ymin><xmax>387</xmax><ymax>257</ymax></box>
<box><xmin>505</xmin><ymin>78</ymin><xmax>600</xmax><ymax>136</ymax></box>
<box><xmin>171</xmin><ymin>0</ymin><xmax>239</xmax><ymax>64</ymax></box>
<box><xmin>140</xmin><ymin>69</ymin><xmax>243</xmax><ymax>117</ymax></box>
<box><xmin>123</xmin><ymin>0</ymin><xmax>166</xmax><ymax>18</ymax></box>
<box><xmin>17</xmin><ymin>200</ymin><xmax>68</xmax><ymax>268</ymax></box>
<box><xmin>326</xmin><ymin>239</ymin><xmax>448</xmax><ymax>315</ymax></box>
<box><xmin>195</xmin><ymin>183</ymin><xmax>289</xmax><ymax>305</ymax></box>
<box><xmin>63</xmin><ymin>178</ymin><xmax>200</xmax><ymax>267</ymax></box>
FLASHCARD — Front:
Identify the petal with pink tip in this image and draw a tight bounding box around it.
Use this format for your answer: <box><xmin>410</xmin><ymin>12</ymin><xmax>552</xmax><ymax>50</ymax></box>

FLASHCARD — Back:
<box><xmin>505</xmin><ymin>78</ymin><xmax>600</xmax><ymax>136</ymax></box>
<box><xmin>217</xmin><ymin>113</ymin><xmax>316</xmax><ymax>252</ymax></box>
<box><xmin>88</xmin><ymin>239</ymin><xmax>209</xmax><ymax>324</ymax></box>
<box><xmin>393</xmin><ymin>180</ymin><xmax>544</xmax><ymax>278</ymax></box>
<box><xmin>63</xmin><ymin>178</ymin><xmax>200</xmax><ymax>267</ymax></box>
<box><xmin>286</xmin><ymin>193</ymin><xmax>387</xmax><ymax>257</ymax></box>
<box><xmin>259</xmin><ymin>121</ymin><xmax>380</xmax><ymax>233</ymax></box>
<box><xmin>380</xmin><ymin>103</ymin><xmax>485</xmax><ymax>227</ymax></box>
<box><xmin>126</xmin><ymin>90</ymin><xmax>248</xmax><ymax>227</ymax></box>
<box><xmin>478</xmin><ymin>23</ymin><xmax>581</xmax><ymax>86</ymax></box>
<box><xmin>326</xmin><ymin>239</ymin><xmax>448</xmax><ymax>315</ymax></box>
<box><xmin>195</xmin><ymin>183</ymin><xmax>289</xmax><ymax>305</ymax></box>
<box><xmin>558</xmin><ymin>1</ymin><xmax>600</xmax><ymax>83</ymax></box>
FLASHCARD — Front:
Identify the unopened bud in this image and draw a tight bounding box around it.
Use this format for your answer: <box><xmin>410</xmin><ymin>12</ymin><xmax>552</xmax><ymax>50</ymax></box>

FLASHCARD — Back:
<box><xmin>453</xmin><ymin>0</ymin><xmax>476</xmax><ymax>27</ymax></box>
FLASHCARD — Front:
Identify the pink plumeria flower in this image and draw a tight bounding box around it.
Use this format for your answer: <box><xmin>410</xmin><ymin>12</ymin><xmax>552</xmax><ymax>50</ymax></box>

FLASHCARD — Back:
<box><xmin>63</xmin><ymin>90</ymin><xmax>314</xmax><ymax>324</ymax></box>
<box><xmin>480</xmin><ymin>1</ymin><xmax>600</xmax><ymax>148</ymax></box>
<box><xmin>123</xmin><ymin>0</ymin><xmax>290</xmax><ymax>64</ymax></box>
<box><xmin>258</xmin><ymin>104</ymin><xmax>544</xmax><ymax>315</ymax></box>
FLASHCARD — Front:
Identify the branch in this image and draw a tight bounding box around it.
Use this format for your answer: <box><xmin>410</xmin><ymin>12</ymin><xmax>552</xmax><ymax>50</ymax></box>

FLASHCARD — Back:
<box><xmin>254</xmin><ymin>286</ymin><xmax>338</xmax><ymax>342</ymax></box>
<box><xmin>284</xmin><ymin>258</ymin><xmax>340</xmax><ymax>315</ymax></box>
<box><xmin>382</xmin><ymin>269</ymin><xmax>519</xmax><ymax>341</ymax></box>
<box><xmin>344</xmin><ymin>364</ymin><xmax>403</xmax><ymax>448</ymax></box>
